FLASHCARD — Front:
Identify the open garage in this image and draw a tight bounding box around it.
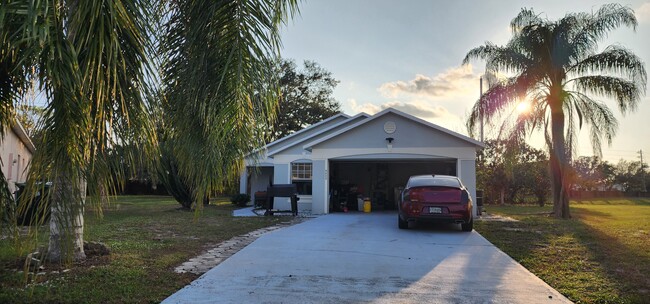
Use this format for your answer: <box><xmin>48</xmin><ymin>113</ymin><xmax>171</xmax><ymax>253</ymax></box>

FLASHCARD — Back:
<box><xmin>329</xmin><ymin>159</ymin><xmax>457</xmax><ymax>212</ymax></box>
<box><xmin>240</xmin><ymin>108</ymin><xmax>484</xmax><ymax>215</ymax></box>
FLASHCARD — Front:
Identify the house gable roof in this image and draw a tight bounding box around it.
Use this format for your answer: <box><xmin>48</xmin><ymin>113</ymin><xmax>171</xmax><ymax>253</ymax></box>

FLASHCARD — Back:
<box><xmin>263</xmin><ymin>113</ymin><xmax>349</xmax><ymax>150</ymax></box>
<box><xmin>302</xmin><ymin>107</ymin><xmax>485</xmax><ymax>151</ymax></box>
<box><xmin>11</xmin><ymin>121</ymin><xmax>36</xmax><ymax>153</ymax></box>
<box><xmin>267</xmin><ymin>113</ymin><xmax>370</xmax><ymax>157</ymax></box>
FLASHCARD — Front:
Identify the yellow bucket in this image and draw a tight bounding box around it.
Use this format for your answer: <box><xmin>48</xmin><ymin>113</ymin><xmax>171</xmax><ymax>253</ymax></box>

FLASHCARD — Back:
<box><xmin>363</xmin><ymin>198</ymin><xmax>371</xmax><ymax>213</ymax></box>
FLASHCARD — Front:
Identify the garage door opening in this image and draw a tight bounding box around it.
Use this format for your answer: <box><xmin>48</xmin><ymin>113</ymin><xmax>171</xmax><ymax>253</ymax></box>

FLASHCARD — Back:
<box><xmin>329</xmin><ymin>159</ymin><xmax>457</xmax><ymax>212</ymax></box>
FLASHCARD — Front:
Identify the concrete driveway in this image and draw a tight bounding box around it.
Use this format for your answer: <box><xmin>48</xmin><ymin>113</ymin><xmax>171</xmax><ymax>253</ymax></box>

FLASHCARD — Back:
<box><xmin>164</xmin><ymin>212</ymin><xmax>571</xmax><ymax>303</ymax></box>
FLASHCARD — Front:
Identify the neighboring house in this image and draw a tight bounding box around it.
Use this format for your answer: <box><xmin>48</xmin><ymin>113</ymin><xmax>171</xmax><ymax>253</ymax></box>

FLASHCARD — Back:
<box><xmin>0</xmin><ymin>122</ymin><xmax>36</xmax><ymax>194</ymax></box>
<box><xmin>240</xmin><ymin>107</ymin><xmax>485</xmax><ymax>216</ymax></box>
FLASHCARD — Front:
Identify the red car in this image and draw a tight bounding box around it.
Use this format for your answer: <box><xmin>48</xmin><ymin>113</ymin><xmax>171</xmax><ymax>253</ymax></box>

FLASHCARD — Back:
<box><xmin>398</xmin><ymin>175</ymin><xmax>474</xmax><ymax>231</ymax></box>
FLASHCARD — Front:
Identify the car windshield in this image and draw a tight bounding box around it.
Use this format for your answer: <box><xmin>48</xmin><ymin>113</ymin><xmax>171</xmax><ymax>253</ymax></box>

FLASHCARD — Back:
<box><xmin>408</xmin><ymin>176</ymin><xmax>460</xmax><ymax>188</ymax></box>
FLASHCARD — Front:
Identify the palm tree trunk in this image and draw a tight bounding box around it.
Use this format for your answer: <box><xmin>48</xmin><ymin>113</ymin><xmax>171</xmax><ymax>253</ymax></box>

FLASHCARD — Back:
<box><xmin>48</xmin><ymin>173</ymin><xmax>86</xmax><ymax>263</ymax></box>
<box><xmin>46</xmin><ymin>0</ymin><xmax>87</xmax><ymax>263</ymax></box>
<box><xmin>550</xmin><ymin>108</ymin><xmax>571</xmax><ymax>218</ymax></box>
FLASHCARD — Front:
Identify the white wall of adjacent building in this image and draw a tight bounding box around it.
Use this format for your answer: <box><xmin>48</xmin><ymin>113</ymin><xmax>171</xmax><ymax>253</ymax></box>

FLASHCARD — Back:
<box><xmin>1</xmin><ymin>124</ymin><xmax>35</xmax><ymax>194</ymax></box>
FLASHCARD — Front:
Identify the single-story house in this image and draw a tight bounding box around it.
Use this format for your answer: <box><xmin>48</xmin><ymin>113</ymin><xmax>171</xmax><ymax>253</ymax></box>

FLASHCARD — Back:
<box><xmin>1</xmin><ymin>121</ymin><xmax>36</xmax><ymax>193</ymax></box>
<box><xmin>239</xmin><ymin>107</ymin><xmax>484</xmax><ymax>215</ymax></box>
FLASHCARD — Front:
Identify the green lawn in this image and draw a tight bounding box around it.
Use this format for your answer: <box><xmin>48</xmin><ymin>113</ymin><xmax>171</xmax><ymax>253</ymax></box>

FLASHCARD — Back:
<box><xmin>0</xmin><ymin>196</ymin><xmax>284</xmax><ymax>303</ymax></box>
<box><xmin>477</xmin><ymin>198</ymin><xmax>650</xmax><ymax>304</ymax></box>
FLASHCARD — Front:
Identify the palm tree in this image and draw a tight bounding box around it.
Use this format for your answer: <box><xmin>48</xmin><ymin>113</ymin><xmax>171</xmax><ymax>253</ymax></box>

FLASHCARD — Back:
<box><xmin>1</xmin><ymin>0</ymin><xmax>298</xmax><ymax>263</ymax></box>
<box><xmin>1</xmin><ymin>0</ymin><xmax>159</xmax><ymax>263</ymax></box>
<box><xmin>463</xmin><ymin>4</ymin><xmax>646</xmax><ymax>218</ymax></box>
<box><xmin>159</xmin><ymin>0</ymin><xmax>298</xmax><ymax>205</ymax></box>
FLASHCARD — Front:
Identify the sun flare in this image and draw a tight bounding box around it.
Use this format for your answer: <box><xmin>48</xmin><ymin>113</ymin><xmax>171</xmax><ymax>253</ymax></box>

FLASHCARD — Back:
<box><xmin>516</xmin><ymin>102</ymin><xmax>530</xmax><ymax>114</ymax></box>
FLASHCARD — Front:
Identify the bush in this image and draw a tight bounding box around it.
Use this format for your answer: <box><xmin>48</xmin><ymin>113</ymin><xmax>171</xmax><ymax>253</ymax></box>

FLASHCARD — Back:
<box><xmin>230</xmin><ymin>194</ymin><xmax>251</xmax><ymax>207</ymax></box>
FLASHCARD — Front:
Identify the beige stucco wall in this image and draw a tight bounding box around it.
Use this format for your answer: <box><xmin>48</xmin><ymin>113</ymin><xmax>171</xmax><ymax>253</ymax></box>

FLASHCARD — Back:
<box><xmin>1</xmin><ymin>125</ymin><xmax>34</xmax><ymax>193</ymax></box>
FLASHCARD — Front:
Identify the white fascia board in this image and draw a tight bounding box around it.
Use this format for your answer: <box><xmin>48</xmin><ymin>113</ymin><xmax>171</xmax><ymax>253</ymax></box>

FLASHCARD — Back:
<box><xmin>245</xmin><ymin>113</ymin><xmax>349</xmax><ymax>157</ymax></box>
<box><xmin>11</xmin><ymin>121</ymin><xmax>36</xmax><ymax>153</ymax></box>
<box><xmin>271</xmin><ymin>154</ymin><xmax>314</xmax><ymax>164</ymax></box>
<box><xmin>267</xmin><ymin>112</ymin><xmax>370</xmax><ymax>157</ymax></box>
<box><xmin>302</xmin><ymin>107</ymin><xmax>485</xmax><ymax>151</ymax></box>
<box><xmin>311</xmin><ymin>147</ymin><xmax>477</xmax><ymax>160</ymax></box>
<box><xmin>260</xmin><ymin>113</ymin><xmax>350</xmax><ymax>151</ymax></box>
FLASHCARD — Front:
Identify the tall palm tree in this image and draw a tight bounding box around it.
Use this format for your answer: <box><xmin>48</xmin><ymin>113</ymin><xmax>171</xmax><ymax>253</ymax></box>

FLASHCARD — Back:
<box><xmin>160</xmin><ymin>0</ymin><xmax>298</xmax><ymax>205</ymax></box>
<box><xmin>1</xmin><ymin>0</ymin><xmax>298</xmax><ymax>263</ymax></box>
<box><xmin>1</xmin><ymin>0</ymin><xmax>159</xmax><ymax>263</ymax></box>
<box><xmin>463</xmin><ymin>4</ymin><xmax>646</xmax><ymax>218</ymax></box>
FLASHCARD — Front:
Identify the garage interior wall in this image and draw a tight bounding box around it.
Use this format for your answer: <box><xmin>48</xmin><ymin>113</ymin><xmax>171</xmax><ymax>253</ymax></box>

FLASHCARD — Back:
<box><xmin>329</xmin><ymin>160</ymin><xmax>457</xmax><ymax>211</ymax></box>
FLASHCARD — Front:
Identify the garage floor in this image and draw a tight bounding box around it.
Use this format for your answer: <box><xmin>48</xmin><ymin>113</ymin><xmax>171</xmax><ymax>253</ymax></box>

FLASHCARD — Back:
<box><xmin>163</xmin><ymin>212</ymin><xmax>571</xmax><ymax>303</ymax></box>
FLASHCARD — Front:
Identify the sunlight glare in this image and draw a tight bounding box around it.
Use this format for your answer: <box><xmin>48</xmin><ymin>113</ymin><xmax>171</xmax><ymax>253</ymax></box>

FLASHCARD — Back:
<box><xmin>516</xmin><ymin>102</ymin><xmax>530</xmax><ymax>114</ymax></box>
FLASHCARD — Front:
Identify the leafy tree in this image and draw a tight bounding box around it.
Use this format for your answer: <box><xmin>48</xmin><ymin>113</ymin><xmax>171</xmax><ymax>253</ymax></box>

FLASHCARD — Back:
<box><xmin>15</xmin><ymin>104</ymin><xmax>44</xmax><ymax>138</ymax></box>
<box><xmin>571</xmin><ymin>156</ymin><xmax>615</xmax><ymax>191</ymax></box>
<box><xmin>1</xmin><ymin>0</ymin><xmax>298</xmax><ymax>263</ymax></box>
<box><xmin>271</xmin><ymin>59</ymin><xmax>341</xmax><ymax>141</ymax></box>
<box><xmin>476</xmin><ymin>139</ymin><xmax>516</xmax><ymax>205</ymax></box>
<box><xmin>614</xmin><ymin>159</ymin><xmax>646</xmax><ymax>192</ymax></box>
<box><xmin>511</xmin><ymin>144</ymin><xmax>550</xmax><ymax>206</ymax></box>
<box><xmin>464</xmin><ymin>4</ymin><xmax>646</xmax><ymax>218</ymax></box>
<box><xmin>477</xmin><ymin>139</ymin><xmax>549</xmax><ymax>205</ymax></box>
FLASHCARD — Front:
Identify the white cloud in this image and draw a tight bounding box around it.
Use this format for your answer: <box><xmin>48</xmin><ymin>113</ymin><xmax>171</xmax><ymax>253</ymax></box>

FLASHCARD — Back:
<box><xmin>380</xmin><ymin>101</ymin><xmax>452</xmax><ymax>119</ymax></box>
<box><xmin>378</xmin><ymin>65</ymin><xmax>479</xmax><ymax>99</ymax></box>
<box><xmin>637</xmin><ymin>2</ymin><xmax>650</xmax><ymax>23</ymax></box>
<box><xmin>349</xmin><ymin>99</ymin><xmax>381</xmax><ymax>114</ymax></box>
<box><xmin>349</xmin><ymin>99</ymin><xmax>455</xmax><ymax>120</ymax></box>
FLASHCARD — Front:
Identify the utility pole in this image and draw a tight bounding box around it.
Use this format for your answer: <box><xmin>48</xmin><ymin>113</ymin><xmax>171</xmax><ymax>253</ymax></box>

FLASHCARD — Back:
<box><xmin>639</xmin><ymin>150</ymin><xmax>647</xmax><ymax>192</ymax></box>
<box><xmin>478</xmin><ymin>76</ymin><xmax>483</xmax><ymax>142</ymax></box>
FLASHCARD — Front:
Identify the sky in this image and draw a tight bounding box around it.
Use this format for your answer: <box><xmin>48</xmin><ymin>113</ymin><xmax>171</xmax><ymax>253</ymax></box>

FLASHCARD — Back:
<box><xmin>279</xmin><ymin>0</ymin><xmax>650</xmax><ymax>164</ymax></box>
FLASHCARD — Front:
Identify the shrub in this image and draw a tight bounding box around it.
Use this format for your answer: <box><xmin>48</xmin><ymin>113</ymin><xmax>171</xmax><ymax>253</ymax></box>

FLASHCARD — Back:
<box><xmin>230</xmin><ymin>194</ymin><xmax>251</xmax><ymax>207</ymax></box>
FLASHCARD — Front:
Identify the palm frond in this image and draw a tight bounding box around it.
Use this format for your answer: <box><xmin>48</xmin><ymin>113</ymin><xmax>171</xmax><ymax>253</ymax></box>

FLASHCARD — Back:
<box><xmin>510</xmin><ymin>8</ymin><xmax>543</xmax><ymax>33</ymax></box>
<box><xmin>567</xmin><ymin>91</ymin><xmax>618</xmax><ymax>155</ymax></box>
<box><xmin>570</xmin><ymin>4</ymin><xmax>637</xmax><ymax>61</ymax></box>
<box><xmin>462</xmin><ymin>42</ymin><xmax>532</xmax><ymax>73</ymax></box>
<box><xmin>585</xmin><ymin>4</ymin><xmax>637</xmax><ymax>41</ymax></box>
<box><xmin>569</xmin><ymin>45</ymin><xmax>647</xmax><ymax>88</ymax></box>
<box><xmin>571</xmin><ymin>75</ymin><xmax>641</xmax><ymax>113</ymax></box>
<box><xmin>68</xmin><ymin>0</ymin><xmax>159</xmax><ymax>199</ymax></box>
<box><xmin>467</xmin><ymin>70</ymin><xmax>543</xmax><ymax>135</ymax></box>
<box><xmin>161</xmin><ymin>0</ymin><xmax>298</xmax><ymax>204</ymax></box>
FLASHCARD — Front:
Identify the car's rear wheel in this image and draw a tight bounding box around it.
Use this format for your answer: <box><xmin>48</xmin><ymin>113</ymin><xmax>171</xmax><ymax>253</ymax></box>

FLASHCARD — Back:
<box><xmin>461</xmin><ymin>218</ymin><xmax>473</xmax><ymax>232</ymax></box>
<box><xmin>398</xmin><ymin>215</ymin><xmax>408</xmax><ymax>229</ymax></box>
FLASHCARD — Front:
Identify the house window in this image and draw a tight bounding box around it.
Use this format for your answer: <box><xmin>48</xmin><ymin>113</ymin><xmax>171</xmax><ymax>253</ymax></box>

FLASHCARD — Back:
<box><xmin>291</xmin><ymin>162</ymin><xmax>312</xmax><ymax>195</ymax></box>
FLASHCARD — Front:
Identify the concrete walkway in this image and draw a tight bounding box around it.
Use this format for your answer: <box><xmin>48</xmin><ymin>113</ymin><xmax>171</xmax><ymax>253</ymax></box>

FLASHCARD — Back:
<box><xmin>164</xmin><ymin>212</ymin><xmax>571</xmax><ymax>303</ymax></box>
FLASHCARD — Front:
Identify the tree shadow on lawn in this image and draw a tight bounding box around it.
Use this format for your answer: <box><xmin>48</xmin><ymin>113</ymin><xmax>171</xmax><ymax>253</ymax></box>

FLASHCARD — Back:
<box><xmin>571</xmin><ymin>208</ymin><xmax>650</xmax><ymax>301</ymax></box>
<box><xmin>477</xmin><ymin>206</ymin><xmax>648</xmax><ymax>303</ymax></box>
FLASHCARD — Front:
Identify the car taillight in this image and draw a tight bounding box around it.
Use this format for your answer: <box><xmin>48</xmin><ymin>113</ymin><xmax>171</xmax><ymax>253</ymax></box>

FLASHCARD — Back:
<box><xmin>405</xmin><ymin>188</ymin><xmax>421</xmax><ymax>202</ymax></box>
<box><xmin>461</xmin><ymin>190</ymin><xmax>469</xmax><ymax>204</ymax></box>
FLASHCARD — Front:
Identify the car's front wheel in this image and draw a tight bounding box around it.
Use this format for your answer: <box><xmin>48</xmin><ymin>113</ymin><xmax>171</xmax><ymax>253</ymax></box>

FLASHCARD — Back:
<box><xmin>461</xmin><ymin>218</ymin><xmax>473</xmax><ymax>232</ymax></box>
<box><xmin>398</xmin><ymin>215</ymin><xmax>408</xmax><ymax>229</ymax></box>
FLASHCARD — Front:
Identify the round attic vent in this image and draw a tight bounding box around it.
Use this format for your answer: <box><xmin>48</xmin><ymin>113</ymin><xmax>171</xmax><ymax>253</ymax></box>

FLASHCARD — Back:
<box><xmin>384</xmin><ymin>121</ymin><xmax>396</xmax><ymax>134</ymax></box>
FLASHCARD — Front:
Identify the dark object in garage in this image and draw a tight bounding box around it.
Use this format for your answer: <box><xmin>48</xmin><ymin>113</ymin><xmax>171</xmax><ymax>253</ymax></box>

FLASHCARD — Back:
<box><xmin>265</xmin><ymin>184</ymin><xmax>300</xmax><ymax>216</ymax></box>
<box><xmin>254</xmin><ymin>191</ymin><xmax>267</xmax><ymax>208</ymax></box>
<box><xmin>13</xmin><ymin>182</ymin><xmax>52</xmax><ymax>226</ymax></box>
